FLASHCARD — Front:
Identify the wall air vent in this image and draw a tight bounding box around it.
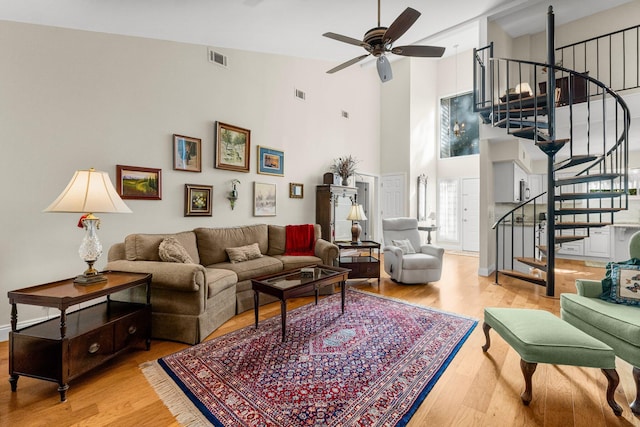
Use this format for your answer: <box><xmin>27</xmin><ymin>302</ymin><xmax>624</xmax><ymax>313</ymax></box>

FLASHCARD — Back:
<box><xmin>341</xmin><ymin>110</ymin><xmax>349</xmax><ymax>119</ymax></box>
<box><xmin>294</xmin><ymin>88</ymin><xmax>306</xmax><ymax>101</ymax></box>
<box><xmin>207</xmin><ymin>48</ymin><xmax>228</xmax><ymax>68</ymax></box>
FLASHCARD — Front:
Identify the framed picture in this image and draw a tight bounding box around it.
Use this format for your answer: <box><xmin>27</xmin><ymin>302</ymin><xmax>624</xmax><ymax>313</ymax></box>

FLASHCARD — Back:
<box><xmin>254</xmin><ymin>182</ymin><xmax>276</xmax><ymax>216</ymax></box>
<box><xmin>257</xmin><ymin>145</ymin><xmax>284</xmax><ymax>176</ymax></box>
<box><xmin>289</xmin><ymin>183</ymin><xmax>303</xmax><ymax>199</ymax></box>
<box><xmin>173</xmin><ymin>134</ymin><xmax>201</xmax><ymax>172</ymax></box>
<box><xmin>116</xmin><ymin>165</ymin><xmax>162</xmax><ymax>200</ymax></box>
<box><xmin>185</xmin><ymin>184</ymin><xmax>213</xmax><ymax>216</ymax></box>
<box><xmin>215</xmin><ymin>121</ymin><xmax>250</xmax><ymax>172</ymax></box>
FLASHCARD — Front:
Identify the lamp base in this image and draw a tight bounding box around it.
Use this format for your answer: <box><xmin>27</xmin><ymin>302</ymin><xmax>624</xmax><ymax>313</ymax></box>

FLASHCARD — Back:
<box><xmin>350</xmin><ymin>222</ymin><xmax>362</xmax><ymax>245</ymax></box>
<box><xmin>74</xmin><ymin>273</ymin><xmax>107</xmax><ymax>285</ymax></box>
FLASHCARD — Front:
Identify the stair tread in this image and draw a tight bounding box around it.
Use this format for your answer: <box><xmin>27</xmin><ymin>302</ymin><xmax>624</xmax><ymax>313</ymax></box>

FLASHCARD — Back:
<box><xmin>556</xmin><ymin>191</ymin><xmax>623</xmax><ymax>200</ymax></box>
<box><xmin>555</xmin><ymin>222</ymin><xmax>611</xmax><ymax>228</ymax></box>
<box><xmin>554</xmin><ymin>155</ymin><xmax>600</xmax><ymax>171</ymax></box>
<box><xmin>555</xmin><ymin>207</ymin><xmax>622</xmax><ymax>214</ymax></box>
<box><xmin>555</xmin><ymin>235</ymin><xmax>587</xmax><ymax>243</ymax></box>
<box><xmin>515</xmin><ymin>257</ymin><xmax>548</xmax><ymax>271</ymax></box>
<box><xmin>498</xmin><ymin>269</ymin><xmax>546</xmax><ymax>286</ymax></box>
<box><xmin>556</xmin><ymin>173</ymin><xmax>620</xmax><ymax>186</ymax></box>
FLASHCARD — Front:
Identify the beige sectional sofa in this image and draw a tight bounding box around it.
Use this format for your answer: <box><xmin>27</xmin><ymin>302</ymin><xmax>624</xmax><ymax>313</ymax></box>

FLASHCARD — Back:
<box><xmin>106</xmin><ymin>224</ymin><xmax>338</xmax><ymax>344</ymax></box>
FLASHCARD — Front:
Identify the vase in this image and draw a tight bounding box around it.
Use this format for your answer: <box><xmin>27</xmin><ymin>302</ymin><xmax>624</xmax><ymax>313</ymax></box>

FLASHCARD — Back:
<box><xmin>341</xmin><ymin>176</ymin><xmax>350</xmax><ymax>186</ymax></box>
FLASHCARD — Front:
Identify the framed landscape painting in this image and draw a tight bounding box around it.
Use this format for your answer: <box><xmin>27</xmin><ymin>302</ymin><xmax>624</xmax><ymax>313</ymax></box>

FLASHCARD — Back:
<box><xmin>173</xmin><ymin>134</ymin><xmax>201</xmax><ymax>172</ymax></box>
<box><xmin>254</xmin><ymin>182</ymin><xmax>276</xmax><ymax>216</ymax></box>
<box><xmin>257</xmin><ymin>145</ymin><xmax>284</xmax><ymax>176</ymax></box>
<box><xmin>185</xmin><ymin>184</ymin><xmax>213</xmax><ymax>216</ymax></box>
<box><xmin>116</xmin><ymin>165</ymin><xmax>162</xmax><ymax>200</ymax></box>
<box><xmin>215</xmin><ymin>121</ymin><xmax>250</xmax><ymax>172</ymax></box>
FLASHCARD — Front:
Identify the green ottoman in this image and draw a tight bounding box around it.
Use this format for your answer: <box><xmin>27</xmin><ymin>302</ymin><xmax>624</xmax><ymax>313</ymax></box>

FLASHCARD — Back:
<box><xmin>482</xmin><ymin>307</ymin><xmax>622</xmax><ymax>415</ymax></box>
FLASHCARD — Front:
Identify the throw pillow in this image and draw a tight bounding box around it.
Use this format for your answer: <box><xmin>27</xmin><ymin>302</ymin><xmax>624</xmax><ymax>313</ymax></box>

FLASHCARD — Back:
<box><xmin>392</xmin><ymin>239</ymin><xmax>416</xmax><ymax>255</ymax></box>
<box><xmin>226</xmin><ymin>243</ymin><xmax>263</xmax><ymax>263</ymax></box>
<box><xmin>600</xmin><ymin>258</ymin><xmax>640</xmax><ymax>296</ymax></box>
<box><xmin>158</xmin><ymin>237</ymin><xmax>194</xmax><ymax>264</ymax></box>
<box><xmin>602</xmin><ymin>263</ymin><xmax>640</xmax><ymax>306</ymax></box>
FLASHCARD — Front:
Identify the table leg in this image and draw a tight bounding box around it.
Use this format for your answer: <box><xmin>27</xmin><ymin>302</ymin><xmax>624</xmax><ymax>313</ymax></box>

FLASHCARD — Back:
<box><xmin>254</xmin><ymin>291</ymin><xmax>259</xmax><ymax>329</ymax></box>
<box><xmin>58</xmin><ymin>383</ymin><xmax>69</xmax><ymax>402</ymax></box>
<box><xmin>59</xmin><ymin>310</ymin><xmax>67</xmax><ymax>339</ymax></box>
<box><xmin>341</xmin><ymin>280</ymin><xmax>346</xmax><ymax>313</ymax></box>
<box><xmin>427</xmin><ymin>229</ymin><xmax>433</xmax><ymax>244</ymax></box>
<box><xmin>10</xmin><ymin>303</ymin><xmax>17</xmax><ymax>331</ymax></box>
<box><xmin>280</xmin><ymin>299</ymin><xmax>287</xmax><ymax>342</ymax></box>
<box><xmin>9</xmin><ymin>375</ymin><xmax>18</xmax><ymax>392</ymax></box>
<box><xmin>315</xmin><ymin>287</ymin><xmax>319</xmax><ymax>305</ymax></box>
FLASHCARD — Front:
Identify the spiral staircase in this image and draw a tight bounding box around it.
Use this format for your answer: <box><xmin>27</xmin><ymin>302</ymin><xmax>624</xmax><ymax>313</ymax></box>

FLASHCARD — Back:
<box><xmin>474</xmin><ymin>7</ymin><xmax>632</xmax><ymax>297</ymax></box>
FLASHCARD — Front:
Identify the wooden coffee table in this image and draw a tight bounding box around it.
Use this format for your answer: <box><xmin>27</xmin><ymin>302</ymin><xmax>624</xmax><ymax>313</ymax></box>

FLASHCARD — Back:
<box><xmin>251</xmin><ymin>264</ymin><xmax>350</xmax><ymax>341</ymax></box>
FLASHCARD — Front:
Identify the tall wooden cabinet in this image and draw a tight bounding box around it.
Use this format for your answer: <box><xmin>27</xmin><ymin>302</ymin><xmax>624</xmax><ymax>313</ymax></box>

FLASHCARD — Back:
<box><xmin>316</xmin><ymin>185</ymin><xmax>357</xmax><ymax>242</ymax></box>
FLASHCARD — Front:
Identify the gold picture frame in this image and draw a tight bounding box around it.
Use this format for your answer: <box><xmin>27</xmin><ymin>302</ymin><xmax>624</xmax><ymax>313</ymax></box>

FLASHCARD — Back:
<box><xmin>185</xmin><ymin>184</ymin><xmax>213</xmax><ymax>216</ymax></box>
<box><xmin>289</xmin><ymin>183</ymin><xmax>303</xmax><ymax>199</ymax></box>
<box><xmin>215</xmin><ymin>121</ymin><xmax>250</xmax><ymax>172</ymax></box>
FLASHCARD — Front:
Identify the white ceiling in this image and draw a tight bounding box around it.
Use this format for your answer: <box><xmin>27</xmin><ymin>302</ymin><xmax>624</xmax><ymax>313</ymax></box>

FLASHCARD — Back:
<box><xmin>0</xmin><ymin>0</ymin><xmax>633</xmax><ymax>66</ymax></box>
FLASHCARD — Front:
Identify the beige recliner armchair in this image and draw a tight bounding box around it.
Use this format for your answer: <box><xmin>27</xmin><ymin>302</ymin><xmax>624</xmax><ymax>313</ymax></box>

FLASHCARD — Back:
<box><xmin>382</xmin><ymin>217</ymin><xmax>444</xmax><ymax>284</ymax></box>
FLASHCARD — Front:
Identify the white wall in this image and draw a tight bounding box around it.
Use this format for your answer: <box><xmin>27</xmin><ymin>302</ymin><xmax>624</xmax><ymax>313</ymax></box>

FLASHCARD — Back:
<box><xmin>0</xmin><ymin>21</ymin><xmax>381</xmax><ymax>332</ymax></box>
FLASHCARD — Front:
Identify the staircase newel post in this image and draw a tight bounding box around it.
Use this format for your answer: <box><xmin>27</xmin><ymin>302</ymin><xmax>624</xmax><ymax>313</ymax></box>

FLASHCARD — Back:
<box><xmin>545</xmin><ymin>5</ymin><xmax>556</xmax><ymax>297</ymax></box>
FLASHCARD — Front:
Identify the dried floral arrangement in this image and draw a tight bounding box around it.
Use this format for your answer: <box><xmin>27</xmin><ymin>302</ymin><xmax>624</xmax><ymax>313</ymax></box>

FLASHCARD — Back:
<box><xmin>329</xmin><ymin>155</ymin><xmax>359</xmax><ymax>181</ymax></box>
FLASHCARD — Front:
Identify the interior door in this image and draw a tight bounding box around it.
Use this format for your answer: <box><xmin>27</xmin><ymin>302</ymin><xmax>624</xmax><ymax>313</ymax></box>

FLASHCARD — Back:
<box><xmin>380</xmin><ymin>174</ymin><xmax>405</xmax><ymax>220</ymax></box>
<box><xmin>462</xmin><ymin>178</ymin><xmax>480</xmax><ymax>252</ymax></box>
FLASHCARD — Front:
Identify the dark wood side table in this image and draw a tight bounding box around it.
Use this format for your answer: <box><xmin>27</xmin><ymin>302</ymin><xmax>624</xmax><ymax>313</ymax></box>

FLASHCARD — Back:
<box><xmin>8</xmin><ymin>271</ymin><xmax>152</xmax><ymax>401</ymax></box>
<box><xmin>336</xmin><ymin>240</ymin><xmax>381</xmax><ymax>285</ymax></box>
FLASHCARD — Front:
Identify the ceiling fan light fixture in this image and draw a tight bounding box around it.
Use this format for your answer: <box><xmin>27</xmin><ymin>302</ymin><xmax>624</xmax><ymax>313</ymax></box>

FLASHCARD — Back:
<box><xmin>376</xmin><ymin>55</ymin><xmax>393</xmax><ymax>82</ymax></box>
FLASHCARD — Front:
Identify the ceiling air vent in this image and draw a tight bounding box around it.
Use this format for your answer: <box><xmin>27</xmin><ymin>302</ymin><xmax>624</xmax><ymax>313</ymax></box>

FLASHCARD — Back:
<box><xmin>341</xmin><ymin>110</ymin><xmax>349</xmax><ymax>119</ymax></box>
<box><xmin>207</xmin><ymin>48</ymin><xmax>228</xmax><ymax>68</ymax></box>
<box><xmin>294</xmin><ymin>88</ymin><xmax>306</xmax><ymax>101</ymax></box>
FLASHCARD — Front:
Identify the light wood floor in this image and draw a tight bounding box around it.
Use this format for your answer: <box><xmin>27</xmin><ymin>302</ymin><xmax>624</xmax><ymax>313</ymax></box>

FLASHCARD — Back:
<box><xmin>2</xmin><ymin>254</ymin><xmax>638</xmax><ymax>426</ymax></box>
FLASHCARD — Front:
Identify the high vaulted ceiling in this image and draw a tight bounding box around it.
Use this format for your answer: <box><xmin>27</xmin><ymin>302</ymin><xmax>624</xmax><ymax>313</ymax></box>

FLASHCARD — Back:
<box><xmin>0</xmin><ymin>0</ymin><xmax>633</xmax><ymax>65</ymax></box>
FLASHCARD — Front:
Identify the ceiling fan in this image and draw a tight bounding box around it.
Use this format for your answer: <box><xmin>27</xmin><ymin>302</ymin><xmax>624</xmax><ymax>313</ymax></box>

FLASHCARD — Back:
<box><xmin>323</xmin><ymin>0</ymin><xmax>446</xmax><ymax>82</ymax></box>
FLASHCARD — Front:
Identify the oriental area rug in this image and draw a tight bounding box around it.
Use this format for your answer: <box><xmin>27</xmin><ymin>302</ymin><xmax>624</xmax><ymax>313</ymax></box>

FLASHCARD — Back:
<box><xmin>142</xmin><ymin>289</ymin><xmax>477</xmax><ymax>427</ymax></box>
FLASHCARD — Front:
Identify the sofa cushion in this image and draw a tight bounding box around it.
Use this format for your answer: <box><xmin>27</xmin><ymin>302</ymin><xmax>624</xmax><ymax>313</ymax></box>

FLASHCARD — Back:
<box><xmin>204</xmin><ymin>268</ymin><xmax>238</xmax><ymax>298</ymax></box>
<box><xmin>159</xmin><ymin>237</ymin><xmax>194</xmax><ymax>263</ymax></box>
<box><xmin>226</xmin><ymin>243</ymin><xmax>263</xmax><ymax>263</ymax></box>
<box><xmin>124</xmin><ymin>231</ymin><xmax>199</xmax><ymax>264</ymax></box>
<box><xmin>602</xmin><ymin>263</ymin><xmax>640</xmax><ymax>306</ymax></box>
<box><xmin>561</xmin><ymin>293</ymin><xmax>640</xmax><ymax>346</ymax></box>
<box><xmin>273</xmin><ymin>254</ymin><xmax>323</xmax><ymax>270</ymax></box>
<box><xmin>401</xmin><ymin>253</ymin><xmax>441</xmax><ymax>270</ymax></box>
<box><xmin>207</xmin><ymin>255</ymin><xmax>283</xmax><ymax>282</ymax></box>
<box><xmin>195</xmin><ymin>225</ymin><xmax>269</xmax><ymax>266</ymax></box>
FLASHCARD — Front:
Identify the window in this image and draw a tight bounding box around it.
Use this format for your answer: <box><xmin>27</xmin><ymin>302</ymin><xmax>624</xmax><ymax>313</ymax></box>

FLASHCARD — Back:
<box><xmin>440</xmin><ymin>92</ymin><xmax>480</xmax><ymax>158</ymax></box>
<box><xmin>438</xmin><ymin>179</ymin><xmax>459</xmax><ymax>242</ymax></box>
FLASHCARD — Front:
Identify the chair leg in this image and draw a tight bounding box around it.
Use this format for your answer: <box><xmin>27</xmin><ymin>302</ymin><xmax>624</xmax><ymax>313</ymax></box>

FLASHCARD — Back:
<box><xmin>520</xmin><ymin>359</ymin><xmax>537</xmax><ymax>405</ymax></box>
<box><xmin>601</xmin><ymin>368</ymin><xmax>622</xmax><ymax>416</ymax></box>
<box><xmin>481</xmin><ymin>322</ymin><xmax>492</xmax><ymax>352</ymax></box>
<box><xmin>631</xmin><ymin>366</ymin><xmax>640</xmax><ymax>415</ymax></box>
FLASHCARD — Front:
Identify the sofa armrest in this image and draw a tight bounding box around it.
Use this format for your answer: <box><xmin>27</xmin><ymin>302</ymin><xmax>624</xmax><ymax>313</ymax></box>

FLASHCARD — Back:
<box><xmin>314</xmin><ymin>239</ymin><xmax>339</xmax><ymax>265</ymax></box>
<box><xmin>383</xmin><ymin>245</ymin><xmax>404</xmax><ymax>258</ymax></box>
<box><xmin>419</xmin><ymin>245</ymin><xmax>445</xmax><ymax>260</ymax></box>
<box><xmin>106</xmin><ymin>260</ymin><xmax>206</xmax><ymax>293</ymax></box>
<box><xmin>108</xmin><ymin>242</ymin><xmax>126</xmax><ymax>261</ymax></box>
<box><xmin>575</xmin><ymin>279</ymin><xmax>604</xmax><ymax>297</ymax></box>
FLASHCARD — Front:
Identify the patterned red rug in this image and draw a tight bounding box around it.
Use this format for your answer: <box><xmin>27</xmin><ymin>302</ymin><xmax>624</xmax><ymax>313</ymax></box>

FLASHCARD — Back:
<box><xmin>142</xmin><ymin>289</ymin><xmax>477</xmax><ymax>426</ymax></box>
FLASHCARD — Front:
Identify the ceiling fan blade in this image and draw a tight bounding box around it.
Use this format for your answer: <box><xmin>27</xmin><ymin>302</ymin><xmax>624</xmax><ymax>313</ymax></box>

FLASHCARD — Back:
<box><xmin>383</xmin><ymin>7</ymin><xmax>420</xmax><ymax>44</ymax></box>
<box><xmin>326</xmin><ymin>54</ymin><xmax>370</xmax><ymax>74</ymax></box>
<box><xmin>323</xmin><ymin>32</ymin><xmax>369</xmax><ymax>48</ymax></box>
<box><xmin>391</xmin><ymin>45</ymin><xmax>446</xmax><ymax>57</ymax></box>
<box><xmin>376</xmin><ymin>55</ymin><xmax>393</xmax><ymax>83</ymax></box>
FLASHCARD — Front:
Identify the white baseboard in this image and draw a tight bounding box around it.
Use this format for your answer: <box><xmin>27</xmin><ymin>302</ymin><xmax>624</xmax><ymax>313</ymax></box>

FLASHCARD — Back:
<box><xmin>478</xmin><ymin>264</ymin><xmax>495</xmax><ymax>277</ymax></box>
<box><xmin>0</xmin><ymin>316</ymin><xmax>54</xmax><ymax>342</ymax></box>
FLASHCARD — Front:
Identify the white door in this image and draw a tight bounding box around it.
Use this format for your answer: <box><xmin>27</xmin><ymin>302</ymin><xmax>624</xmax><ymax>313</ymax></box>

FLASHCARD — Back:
<box><xmin>462</xmin><ymin>178</ymin><xmax>480</xmax><ymax>252</ymax></box>
<box><xmin>380</xmin><ymin>174</ymin><xmax>405</xmax><ymax>220</ymax></box>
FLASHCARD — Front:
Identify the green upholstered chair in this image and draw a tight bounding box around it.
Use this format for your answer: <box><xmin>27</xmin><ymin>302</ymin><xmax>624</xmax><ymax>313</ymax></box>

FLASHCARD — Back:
<box><xmin>560</xmin><ymin>230</ymin><xmax>640</xmax><ymax>415</ymax></box>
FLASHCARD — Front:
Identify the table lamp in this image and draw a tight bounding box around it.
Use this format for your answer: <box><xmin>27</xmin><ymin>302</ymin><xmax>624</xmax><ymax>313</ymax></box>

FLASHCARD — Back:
<box><xmin>44</xmin><ymin>168</ymin><xmax>132</xmax><ymax>284</ymax></box>
<box><xmin>346</xmin><ymin>204</ymin><xmax>367</xmax><ymax>244</ymax></box>
<box><xmin>428</xmin><ymin>211</ymin><xmax>436</xmax><ymax>226</ymax></box>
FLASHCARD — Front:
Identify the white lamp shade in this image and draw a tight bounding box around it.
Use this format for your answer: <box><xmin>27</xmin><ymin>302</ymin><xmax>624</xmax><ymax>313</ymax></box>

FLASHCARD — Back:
<box><xmin>44</xmin><ymin>169</ymin><xmax>132</xmax><ymax>213</ymax></box>
<box><xmin>515</xmin><ymin>82</ymin><xmax>532</xmax><ymax>95</ymax></box>
<box><xmin>346</xmin><ymin>204</ymin><xmax>367</xmax><ymax>221</ymax></box>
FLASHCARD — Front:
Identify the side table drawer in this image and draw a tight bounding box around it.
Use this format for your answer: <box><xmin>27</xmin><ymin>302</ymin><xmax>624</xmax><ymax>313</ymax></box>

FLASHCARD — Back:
<box><xmin>114</xmin><ymin>307</ymin><xmax>150</xmax><ymax>352</ymax></box>
<box><xmin>68</xmin><ymin>326</ymin><xmax>114</xmax><ymax>378</ymax></box>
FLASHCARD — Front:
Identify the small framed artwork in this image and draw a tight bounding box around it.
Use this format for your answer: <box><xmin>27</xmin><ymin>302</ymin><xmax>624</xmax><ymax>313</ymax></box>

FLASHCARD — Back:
<box><xmin>289</xmin><ymin>183</ymin><xmax>303</xmax><ymax>199</ymax></box>
<box><xmin>185</xmin><ymin>184</ymin><xmax>213</xmax><ymax>216</ymax></box>
<box><xmin>173</xmin><ymin>134</ymin><xmax>201</xmax><ymax>172</ymax></box>
<box><xmin>254</xmin><ymin>182</ymin><xmax>276</xmax><ymax>216</ymax></box>
<box><xmin>116</xmin><ymin>165</ymin><xmax>162</xmax><ymax>200</ymax></box>
<box><xmin>215</xmin><ymin>121</ymin><xmax>250</xmax><ymax>172</ymax></box>
<box><xmin>257</xmin><ymin>146</ymin><xmax>284</xmax><ymax>176</ymax></box>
